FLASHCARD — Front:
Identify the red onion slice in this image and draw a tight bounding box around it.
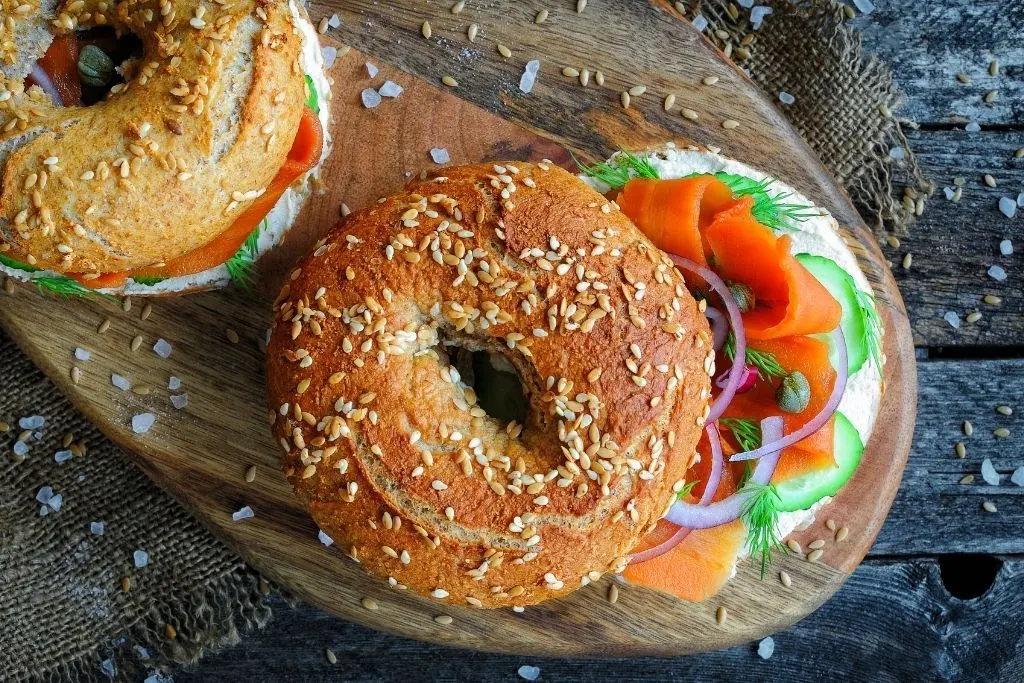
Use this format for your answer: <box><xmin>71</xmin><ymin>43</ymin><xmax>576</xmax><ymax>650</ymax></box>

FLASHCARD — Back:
<box><xmin>716</xmin><ymin>364</ymin><xmax>758</xmax><ymax>393</ymax></box>
<box><xmin>704</xmin><ymin>306</ymin><xmax>728</xmax><ymax>351</ymax></box>
<box><xmin>662</xmin><ymin>417</ymin><xmax>784</xmax><ymax>530</ymax></box>
<box><xmin>669</xmin><ymin>255</ymin><xmax>746</xmax><ymax>423</ymax></box>
<box><xmin>729</xmin><ymin>327</ymin><xmax>848</xmax><ymax>462</ymax></box>
<box><xmin>628</xmin><ymin>423</ymin><xmax>725</xmax><ymax>563</ymax></box>
<box><xmin>30</xmin><ymin>63</ymin><xmax>64</xmax><ymax>107</ymax></box>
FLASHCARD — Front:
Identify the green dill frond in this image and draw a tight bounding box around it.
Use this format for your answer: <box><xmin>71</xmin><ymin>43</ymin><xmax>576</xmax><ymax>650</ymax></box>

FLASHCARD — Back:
<box><xmin>0</xmin><ymin>253</ymin><xmax>40</xmax><ymax>273</ymax></box>
<box><xmin>33</xmin><ymin>276</ymin><xmax>110</xmax><ymax>300</ymax></box>
<box><xmin>224</xmin><ymin>221</ymin><xmax>265</xmax><ymax>291</ymax></box>
<box><xmin>131</xmin><ymin>276</ymin><xmax>166</xmax><ymax>287</ymax></box>
<box><xmin>676</xmin><ymin>479</ymin><xmax>700</xmax><ymax>501</ymax></box>
<box><xmin>713</xmin><ymin>171</ymin><xmax>817</xmax><ymax>232</ymax></box>
<box><xmin>304</xmin><ymin>74</ymin><xmax>320</xmax><ymax>114</ymax></box>
<box><xmin>723</xmin><ymin>332</ymin><xmax>787</xmax><ymax>380</ymax></box>
<box><xmin>720</xmin><ymin>417</ymin><xmax>761</xmax><ymax>452</ymax></box>
<box><xmin>857</xmin><ymin>287</ymin><xmax>884</xmax><ymax>371</ymax></box>
<box><xmin>574</xmin><ymin>149</ymin><xmax>659</xmax><ymax>190</ymax></box>
<box><xmin>740</xmin><ymin>482</ymin><xmax>786</xmax><ymax>578</ymax></box>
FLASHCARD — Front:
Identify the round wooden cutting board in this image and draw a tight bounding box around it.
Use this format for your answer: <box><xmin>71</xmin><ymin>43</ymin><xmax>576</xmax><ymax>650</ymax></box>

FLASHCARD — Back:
<box><xmin>0</xmin><ymin>2</ymin><xmax>915</xmax><ymax>656</ymax></box>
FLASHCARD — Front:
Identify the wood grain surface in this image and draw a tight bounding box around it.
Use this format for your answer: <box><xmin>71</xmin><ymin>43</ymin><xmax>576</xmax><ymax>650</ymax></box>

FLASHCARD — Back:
<box><xmin>0</xmin><ymin>3</ymin><xmax>916</xmax><ymax>657</ymax></box>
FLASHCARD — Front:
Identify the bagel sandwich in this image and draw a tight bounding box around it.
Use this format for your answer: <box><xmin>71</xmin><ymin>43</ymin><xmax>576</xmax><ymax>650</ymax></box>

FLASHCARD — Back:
<box><xmin>0</xmin><ymin>0</ymin><xmax>332</xmax><ymax>297</ymax></box>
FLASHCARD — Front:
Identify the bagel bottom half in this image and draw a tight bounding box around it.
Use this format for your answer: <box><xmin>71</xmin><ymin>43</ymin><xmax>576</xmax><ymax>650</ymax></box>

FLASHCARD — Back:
<box><xmin>266</xmin><ymin>161</ymin><xmax>714</xmax><ymax>607</ymax></box>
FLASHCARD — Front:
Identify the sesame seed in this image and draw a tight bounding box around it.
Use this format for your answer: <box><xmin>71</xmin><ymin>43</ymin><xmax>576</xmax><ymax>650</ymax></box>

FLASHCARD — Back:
<box><xmin>835</xmin><ymin>527</ymin><xmax>850</xmax><ymax>543</ymax></box>
<box><xmin>607</xmin><ymin>583</ymin><xmax>619</xmax><ymax>603</ymax></box>
<box><xmin>785</xmin><ymin>539</ymin><xmax>801</xmax><ymax>553</ymax></box>
<box><xmin>963</xmin><ymin>420</ymin><xmax>974</xmax><ymax>436</ymax></box>
<box><xmin>808</xmin><ymin>539</ymin><xmax>826</xmax><ymax>550</ymax></box>
<box><xmin>245</xmin><ymin>465</ymin><xmax>257</xmax><ymax>483</ymax></box>
<box><xmin>722</xmin><ymin>119</ymin><xmax>740</xmax><ymax>129</ymax></box>
<box><xmin>996</xmin><ymin>405</ymin><xmax>1013</xmax><ymax>416</ymax></box>
<box><xmin>715</xmin><ymin>605</ymin><xmax>727</xmax><ymax>624</ymax></box>
<box><xmin>434</xmin><ymin>614</ymin><xmax>454</xmax><ymax>625</ymax></box>
<box><xmin>535</xmin><ymin>9</ymin><xmax>549</xmax><ymax>23</ymax></box>
<box><xmin>663</xmin><ymin>94</ymin><xmax>676</xmax><ymax>110</ymax></box>
<box><xmin>497</xmin><ymin>44</ymin><xmax>512</xmax><ymax>58</ymax></box>
<box><xmin>361</xmin><ymin>597</ymin><xmax>379</xmax><ymax>610</ymax></box>
<box><xmin>955</xmin><ymin>442</ymin><xmax>967</xmax><ymax>458</ymax></box>
<box><xmin>467</xmin><ymin>23</ymin><xmax>478</xmax><ymax>41</ymax></box>
<box><xmin>681</xmin><ymin>108</ymin><xmax>699</xmax><ymax>121</ymax></box>
<box><xmin>97</xmin><ymin>318</ymin><xmax>111</xmax><ymax>334</ymax></box>
<box><xmin>325</xmin><ymin>648</ymin><xmax>338</xmax><ymax>665</ymax></box>
<box><xmin>960</xmin><ymin>474</ymin><xmax>975</xmax><ymax>485</ymax></box>
<box><xmin>628</xmin><ymin>85</ymin><xmax>647</xmax><ymax>97</ymax></box>
<box><xmin>442</xmin><ymin>75</ymin><xmax>459</xmax><ymax>87</ymax></box>
<box><xmin>806</xmin><ymin>549</ymin><xmax>824</xmax><ymax>563</ymax></box>
<box><xmin>779</xmin><ymin>571</ymin><xmax>792</xmax><ymax>587</ymax></box>
<box><xmin>983</xmin><ymin>173</ymin><xmax>997</xmax><ymax>188</ymax></box>
<box><xmin>562</xmin><ymin>66</ymin><xmax>580</xmax><ymax>78</ymax></box>
<box><xmin>421</xmin><ymin>21</ymin><xmax>432</xmax><ymax>39</ymax></box>
<box><xmin>451</xmin><ymin>0</ymin><xmax>465</xmax><ymax>13</ymax></box>
<box><xmin>702</xmin><ymin>75</ymin><xmax>720</xmax><ymax>86</ymax></box>
<box><xmin>983</xmin><ymin>501</ymin><xmax>997</xmax><ymax>513</ymax></box>
<box><xmin>902</xmin><ymin>253</ymin><xmax>912</xmax><ymax>269</ymax></box>
<box><xmin>984</xmin><ymin>294</ymin><xmax>1002</xmax><ymax>305</ymax></box>
<box><xmin>993</xmin><ymin>428</ymin><xmax>1010</xmax><ymax>438</ymax></box>
<box><xmin>226</xmin><ymin>328</ymin><xmax>240</xmax><ymax>344</ymax></box>
<box><xmin>966</xmin><ymin>312</ymin><xmax>982</xmax><ymax>324</ymax></box>
<box><xmin>620</xmin><ymin>92</ymin><xmax>630</xmax><ymax>108</ymax></box>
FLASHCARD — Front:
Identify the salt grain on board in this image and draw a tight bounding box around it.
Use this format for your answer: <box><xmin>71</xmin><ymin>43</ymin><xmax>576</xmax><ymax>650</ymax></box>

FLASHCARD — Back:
<box><xmin>998</xmin><ymin>197</ymin><xmax>1017</xmax><ymax>218</ymax></box>
<box><xmin>691</xmin><ymin>14</ymin><xmax>708</xmax><ymax>31</ymax></box>
<box><xmin>853</xmin><ymin>0</ymin><xmax>874</xmax><ymax>14</ymax></box>
<box><xmin>430</xmin><ymin>147</ymin><xmax>451</xmax><ymax>164</ymax></box>
<box><xmin>152</xmin><ymin>339</ymin><xmax>172</xmax><ymax>358</ymax></box>
<box><xmin>132</xmin><ymin>413</ymin><xmax>156</xmax><ymax>434</ymax></box>
<box><xmin>19</xmin><ymin>415</ymin><xmax>44</xmax><ymax>429</ymax></box>
<box><xmin>889</xmin><ymin>146</ymin><xmax>905</xmax><ymax>160</ymax></box>
<box><xmin>100</xmin><ymin>660</ymin><xmax>116</xmax><ymax>678</ymax></box>
<box><xmin>328</xmin><ymin>14</ymin><xmax>341</xmax><ymax>28</ymax></box>
<box><xmin>90</xmin><ymin>521</ymin><xmax>105</xmax><ymax>535</ymax></box>
<box><xmin>1000</xmin><ymin>240</ymin><xmax>1014</xmax><ymax>256</ymax></box>
<box><xmin>365</xmin><ymin>62</ymin><xmax>378</xmax><ymax>78</ymax></box>
<box><xmin>170</xmin><ymin>394</ymin><xmax>188</xmax><ymax>410</ymax></box>
<box><xmin>361</xmin><ymin>88</ymin><xmax>382</xmax><ymax>108</ymax></box>
<box><xmin>981</xmin><ymin>458</ymin><xmax>1000</xmax><ymax>486</ymax></box>
<box><xmin>520</xmin><ymin>60</ymin><xmax>540</xmax><ymax>93</ymax></box>
<box><xmin>943</xmin><ymin>311</ymin><xmax>961</xmax><ymax>329</ymax></box>
<box><xmin>739</xmin><ymin>0</ymin><xmax>754</xmax><ymax>7</ymax></box>
<box><xmin>379</xmin><ymin>80</ymin><xmax>404</xmax><ymax>98</ymax></box>
<box><xmin>232</xmin><ymin>506</ymin><xmax>255</xmax><ymax>522</ymax></box>
<box><xmin>168</xmin><ymin>376</ymin><xmax>181</xmax><ymax>391</ymax></box>
<box><xmin>111</xmin><ymin>374</ymin><xmax>131</xmax><ymax>391</ymax></box>
<box><xmin>750</xmin><ymin>6</ymin><xmax>773</xmax><ymax>30</ymax></box>
<box><xmin>47</xmin><ymin>493</ymin><xmax>62</xmax><ymax>512</ymax></box>
<box><xmin>758</xmin><ymin>636</ymin><xmax>775</xmax><ymax>659</ymax></box>
<box><xmin>518</xmin><ymin>665</ymin><xmax>541</xmax><ymax>681</ymax></box>
<box><xmin>36</xmin><ymin>486</ymin><xmax>53</xmax><ymax>504</ymax></box>
<box><xmin>74</xmin><ymin>347</ymin><xmax>91</xmax><ymax>361</ymax></box>
<box><xmin>778</xmin><ymin>91</ymin><xmax>795</xmax><ymax>105</ymax></box>
<box><xmin>322</xmin><ymin>46</ymin><xmax>338</xmax><ymax>69</ymax></box>
<box><xmin>134</xmin><ymin>550</ymin><xmax>149</xmax><ymax>568</ymax></box>
<box><xmin>988</xmin><ymin>265</ymin><xmax>1007</xmax><ymax>282</ymax></box>
<box><xmin>1017</xmin><ymin>192</ymin><xmax>1024</xmax><ymax>208</ymax></box>
<box><xmin>318</xmin><ymin>529</ymin><xmax>334</xmax><ymax>546</ymax></box>
<box><xmin>965</xmin><ymin>122</ymin><xmax>981</xmax><ymax>133</ymax></box>
<box><xmin>1012</xmin><ymin>467</ymin><xmax>1024</xmax><ymax>487</ymax></box>
<box><xmin>13</xmin><ymin>441</ymin><xmax>29</xmax><ymax>457</ymax></box>
<box><xmin>54</xmin><ymin>449</ymin><xmax>73</xmax><ymax>464</ymax></box>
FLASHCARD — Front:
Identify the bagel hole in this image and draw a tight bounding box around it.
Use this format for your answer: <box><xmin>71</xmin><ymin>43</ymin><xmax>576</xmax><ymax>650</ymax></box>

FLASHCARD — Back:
<box><xmin>448</xmin><ymin>347</ymin><xmax>528</xmax><ymax>425</ymax></box>
<box><xmin>27</xmin><ymin>29</ymin><xmax>143</xmax><ymax>107</ymax></box>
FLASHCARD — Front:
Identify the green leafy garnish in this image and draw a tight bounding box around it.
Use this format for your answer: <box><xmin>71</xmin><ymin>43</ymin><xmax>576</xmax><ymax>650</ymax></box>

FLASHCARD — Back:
<box><xmin>574</xmin><ymin>149</ymin><xmax>659</xmax><ymax>190</ymax></box>
<box><xmin>856</xmin><ymin>287</ymin><xmax>884</xmax><ymax>371</ymax></box>
<box><xmin>224</xmin><ymin>220</ymin><xmax>264</xmax><ymax>290</ymax></box>
<box><xmin>723</xmin><ymin>332</ymin><xmax>786</xmax><ymax>380</ymax></box>
<box><xmin>676</xmin><ymin>479</ymin><xmax>700</xmax><ymax>501</ymax></box>
<box><xmin>131</xmin><ymin>276</ymin><xmax>166</xmax><ymax>287</ymax></box>
<box><xmin>712</xmin><ymin>172</ymin><xmax>818</xmax><ymax>232</ymax></box>
<box><xmin>304</xmin><ymin>74</ymin><xmax>320</xmax><ymax>115</ymax></box>
<box><xmin>740</xmin><ymin>481</ymin><xmax>786</xmax><ymax>578</ymax></box>
<box><xmin>720</xmin><ymin>417</ymin><xmax>761</xmax><ymax>452</ymax></box>
<box><xmin>0</xmin><ymin>253</ymin><xmax>109</xmax><ymax>300</ymax></box>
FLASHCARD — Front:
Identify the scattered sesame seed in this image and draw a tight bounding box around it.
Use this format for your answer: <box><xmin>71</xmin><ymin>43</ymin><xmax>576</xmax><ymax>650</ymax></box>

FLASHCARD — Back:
<box><xmin>421</xmin><ymin>21</ymin><xmax>432</xmax><ymax>39</ymax></box>
<box><xmin>325</xmin><ymin>648</ymin><xmax>338</xmax><ymax>665</ymax></box>
<box><xmin>434</xmin><ymin>614</ymin><xmax>454</xmax><ymax>625</ymax></box>
<box><xmin>607</xmin><ymin>583</ymin><xmax>619</xmax><ymax>603</ymax></box>
<box><xmin>361</xmin><ymin>597</ymin><xmax>379</xmax><ymax>610</ymax></box>
<box><xmin>982</xmin><ymin>500</ymin><xmax>997</xmax><ymax>513</ymax></box>
<box><xmin>715</xmin><ymin>605</ymin><xmax>727</xmax><ymax>624</ymax></box>
<box><xmin>996</xmin><ymin>405</ymin><xmax>1013</xmax><ymax>416</ymax></box>
<box><xmin>955</xmin><ymin>442</ymin><xmax>967</xmax><ymax>459</ymax></box>
<box><xmin>441</xmin><ymin>75</ymin><xmax>458</xmax><ymax>87</ymax></box>
<box><xmin>535</xmin><ymin>9</ymin><xmax>549</xmax><ymax>23</ymax></box>
<box><xmin>779</xmin><ymin>570</ymin><xmax>792</xmax><ymax>587</ymax></box>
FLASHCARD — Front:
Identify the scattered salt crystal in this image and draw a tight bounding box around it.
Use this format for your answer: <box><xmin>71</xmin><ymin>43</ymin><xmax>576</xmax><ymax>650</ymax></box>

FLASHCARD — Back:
<box><xmin>518</xmin><ymin>665</ymin><xmax>541</xmax><ymax>681</ymax></box>
<box><xmin>47</xmin><ymin>493</ymin><xmax>62</xmax><ymax>512</ymax></box>
<box><xmin>152</xmin><ymin>339</ymin><xmax>172</xmax><ymax>358</ymax></box>
<box><xmin>519</xmin><ymin>59</ymin><xmax>540</xmax><ymax>93</ymax></box>
<box><xmin>39</xmin><ymin>505</ymin><xmax>49</xmax><ymax>517</ymax></box>
<box><xmin>318</xmin><ymin>529</ymin><xmax>334</xmax><ymax>546</ymax></box>
<box><xmin>322</xmin><ymin>46</ymin><xmax>338</xmax><ymax>69</ymax></box>
<box><xmin>853</xmin><ymin>0</ymin><xmax>874</xmax><ymax>14</ymax></box>
<box><xmin>54</xmin><ymin>449</ymin><xmax>73</xmax><ymax>464</ymax></box>
<box><xmin>691</xmin><ymin>14</ymin><xmax>708</xmax><ymax>32</ymax></box>
<box><xmin>19</xmin><ymin>415</ymin><xmax>44</xmax><ymax>429</ymax></box>
<box><xmin>739</xmin><ymin>0</ymin><xmax>755</xmax><ymax>8</ymax></box>
<box><xmin>36</xmin><ymin>486</ymin><xmax>54</xmax><ymax>504</ymax></box>
<box><xmin>1012</xmin><ymin>466</ymin><xmax>1024</xmax><ymax>487</ymax></box>
<box><xmin>134</xmin><ymin>549</ymin><xmax>149</xmax><ymax>568</ymax></box>
<box><xmin>943</xmin><ymin>311</ymin><xmax>961</xmax><ymax>329</ymax></box>
<box><xmin>998</xmin><ymin>197</ymin><xmax>1017</xmax><ymax>218</ymax></box>
<box><xmin>981</xmin><ymin>458</ymin><xmax>1000</xmax><ymax>485</ymax></box>
<box><xmin>74</xmin><ymin>347</ymin><xmax>91</xmax><ymax>361</ymax></box>
<box><xmin>170</xmin><ymin>394</ymin><xmax>188</xmax><ymax>410</ymax></box>
<box><xmin>13</xmin><ymin>441</ymin><xmax>29</xmax><ymax>456</ymax></box>
<box><xmin>90</xmin><ymin>521</ymin><xmax>105</xmax><ymax>535</ymax></box>
<box><xmin>430</xmin><ymin>147</ymin><xmax>451</xmax><ymax>164</ymax></box>
<box><xmin>987</xmin><ymin>265</ymin><xmax>1007</xmax><ymax>281</ymax></box>
<box><xmin>132</xmin><ymin>413</ymin><xmax>156</xmax><ymax>434</ymax></box>
<box><xmin>378</xmin><ymin>80</ymin><xmax>404</xmax><ymax>98</ymax></box>
<box><xmin>365</xmin><ymin>62</ymin><xmax>378</xmax><ymax>78</ymax></box>
<box><xmin>232</xmin><ymin>505</ymin><xmax>255</xmax><ymax>522</ymax></box>
<box><xmin>32</xmin><ymin>431</ymin><xmax>42</xmax><ymax>441</ymax></box>
<box><xmin>168</xmin><ymin>376</ymin><xmax>181</xmax><ymax>391</ymax></box>
<box><xmin>100</xmin><ymin>659</ymin><xmax>116</xmax><ymax>678</ymax></box>
<box><xmin>1000</xmin><ymin>239</ymin><xmax>1013</xmax><ymax>256</ymax></box>
<box><xmin>757</xmin><ymin>636</ymin><xmax>775</xmax><ymax>659</ymax></box>
<box><xmin>750</xmin><ymin>6</ymin><xmax>773</xmax><ymax>30</ymax></box>
<box><xmin>778</xmin><ymin>91</ymin><xmax>795</xmax><ymax>105</ymax></box>
<box><xmin>965</xmin><ymin>122</ymin><xmax>981</xmax><ymax>133</ymax></box>
<box><xmin>328</xmin><ymin>14</ymin><xmax>341</xmax><ymax>28</ymax></box>
<box><xmin>888</xmin><ymin>146</ymin><xmax>905</xmax><ymax>160</ymax></box>
<box><xmin>360</xmin><ymin>88</ymin><xmax>382</xmax><ymax>108</ymax></box>
<box><xmin>1017</xmin><ymin>192</ymin><xmax>1024</xmax><ymax>208</ymax></box>
<box><xmin>111</xmin><ymin>374</ymin><xmax>131</xmax><ymax>391</ymax></box>
<box><xmin>943</xmin><ymin>187</ymin><xmax>955</xmax><ymax>200</ymax></box>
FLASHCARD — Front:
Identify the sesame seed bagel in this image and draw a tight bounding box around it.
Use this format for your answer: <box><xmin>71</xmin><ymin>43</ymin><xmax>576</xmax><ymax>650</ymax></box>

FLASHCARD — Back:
<box><xmin>266</xmin><ymin>162</ymin><xmax>714</xmax><ymax>608</ymax></box>
<box><xmin>0</xmin><ymin>0</ymin><xmax>314</xmax><ymax>280</ymax></box>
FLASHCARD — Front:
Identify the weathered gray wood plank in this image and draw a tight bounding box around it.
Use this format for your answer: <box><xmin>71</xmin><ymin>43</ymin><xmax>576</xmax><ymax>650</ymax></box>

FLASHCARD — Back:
<box><xmin>175</xmin><ymin>558</ymin><xmax>1024</xmax><ymax>682</ymax></box>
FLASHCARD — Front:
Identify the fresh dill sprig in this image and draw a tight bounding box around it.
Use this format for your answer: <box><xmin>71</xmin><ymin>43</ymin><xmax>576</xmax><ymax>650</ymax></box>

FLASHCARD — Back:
<box><xmin>676</xmin><ymin>479</ymin><xmax>700</xmax><ymax>501</ymax></box>
<box><xmin>720</xmin><ymin>417</ymin><xmax>761</xmax><ymax>453</ymax></box>
<box><xmin>723</xmin><ymin>332</ymin><xmax>787</xmax><ymax>380</ymax></box>
<box><xmin>131</xmin><ymin>276</ymin><xmax>166</xmax><ymax>287</ymax></box>
<box><xmin>224</xmin><ymin>221</ymin><xmax>265</xmax><ymax>291</ymax></box>
<box><xmin>0</xmin><ymin>252</ymin><xmax>40</xmax><ymax>273</ymax></box>
<box><xmin>574</xmin><ymin>149</ymin><xmax>659</xmax><ymax>190</ymax></box>
<box><xmin>0</xmin><ymin>253</ymin><xmax>108</xmax><ymax>300</ymax></box>
<box><xmin>304</xmin><ymin>74</ymin><xmax>320</xmax><ymax>114</ymax></box>
<box><xmin>740</xmin><ymin>481</ymin><xmax>786</xmax><ymax>578</ymax></box>
<box><xmin>713</xmin><ymin>172</ymin><xmax>817</xmax><ymax>233</ymax></box>
<box><xmin>856</xmin><ymin>287</ymin><xmax>884</xmax><ymax>371</ymax></box>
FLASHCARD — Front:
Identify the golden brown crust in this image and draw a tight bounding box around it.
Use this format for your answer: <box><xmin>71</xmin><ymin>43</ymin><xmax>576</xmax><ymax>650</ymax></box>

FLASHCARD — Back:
<box><xmin>266</xmin><ymin>162</ymin><xmax>713</xmax><ymax>608</ymax></box>
<box><xmin>0</xmin><ymin>0</ymin><xmax>309</xmax><ymax>276</ymax></box>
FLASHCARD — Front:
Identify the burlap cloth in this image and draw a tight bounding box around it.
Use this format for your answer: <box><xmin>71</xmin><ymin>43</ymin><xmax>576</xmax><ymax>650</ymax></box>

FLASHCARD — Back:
<box><xmin>0</xmin><ymin>2</ymin><xmax>930</xmax><ymax>680</ymax></box>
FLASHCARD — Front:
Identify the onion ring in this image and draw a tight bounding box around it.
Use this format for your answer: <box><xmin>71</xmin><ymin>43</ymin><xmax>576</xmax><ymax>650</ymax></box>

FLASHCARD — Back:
<box><xmin>704</xmin><ymin>306</ymin><xmax>728</xmax><ymax>351</ymax></box>
<box><xmin>29</xmin><ymin>63</ymin><xmax>63</xmax><ymax>107</ymax></box>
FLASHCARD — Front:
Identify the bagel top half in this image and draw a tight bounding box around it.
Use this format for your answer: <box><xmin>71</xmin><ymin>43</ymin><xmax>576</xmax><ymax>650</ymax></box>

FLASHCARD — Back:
<box><xmin>266</xmin><ymin>162</ymin><xmax>715</xmax><ymax>608</ymax></box>
<box><xmin>0</xmin><ymin>0</ymin><xmax>310</xmax><ymax>277</ymax></box>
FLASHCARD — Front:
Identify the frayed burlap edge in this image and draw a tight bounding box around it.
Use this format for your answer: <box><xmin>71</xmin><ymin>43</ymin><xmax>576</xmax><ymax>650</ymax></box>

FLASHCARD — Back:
<box><xmin>683</xmin><ymin>0</ymin><xmax>933</xmax><ymax>236</ymax></box>
<box><xmin>5</xmin><ymin>568</ymin><xmax>273</xmax><ymax>683</ymax></box>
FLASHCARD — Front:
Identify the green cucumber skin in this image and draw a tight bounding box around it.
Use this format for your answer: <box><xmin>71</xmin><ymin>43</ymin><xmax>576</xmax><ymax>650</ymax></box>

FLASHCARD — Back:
<box><xmin>795</xmin><ymin>253</ymin><xmax>869</xmax><ymax>375</ymax></box>
<box><xmin>774</xmin><ymin>411</ymin><xmax>863</xmax><ymax>512</ymax></box>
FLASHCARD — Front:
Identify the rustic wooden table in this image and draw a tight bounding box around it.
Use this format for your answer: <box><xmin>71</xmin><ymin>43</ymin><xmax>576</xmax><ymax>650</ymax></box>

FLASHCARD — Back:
<box><xmin>172</xmin><ymin>1</ymin><xmax>1023</xmax><ymax>679</ymax></box>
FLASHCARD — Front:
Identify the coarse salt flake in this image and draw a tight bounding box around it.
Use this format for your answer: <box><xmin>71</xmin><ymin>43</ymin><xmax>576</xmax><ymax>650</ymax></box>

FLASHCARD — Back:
<box><xmin>328</xmin><ymin>14</ymin><xmax>341</xmax><ymax>28</ymax></box>
<box><xmin>168</xmin><ymin>376</ymin><xmax>182</xmax><ymax>391</ymax></box>
<box><xmin>322</xmin><ymin>46</ymin><xmax>338</xmax><ymax>69</ymax></box>
<box><xmin>987</xmin><ymin>265</ymin><xmax>1007</xmax><ymax>281</ymax></box>
<box><xmin>943</xmin><ymin>311</ymin><xmax>961</xmax><ymax>329</ymax></box>
<box><xmin>750</xmin><ymin>6</ymin><xmax>773</xmax><ymax>30</ymax></box>
<box><xmin>19</xmin><ymin>415</ymin><xmax>44</xmax><ymax>429</ymax></box>
<box><xmin>132</xmin><ymin>413</ymin><xmax>156</xmax><ymax>434</ymax></box>
<box><xmin>888</xmin><ymin>146</ymin><xmax>905</xmax><ymax>160</ymax></box>
<box><xmin>758</xmin><ymin>636</ymin><xmax>775</xmax><ymax>659</ymax></box>
<box><xmin>232</xmin><ymin>505</ymin><xmax>255</xmax><ymax>521</ymax></box>
<box><xmin>54</xmin><ymin>449</ymin><xmax>73</xmax><ymax>464</ymax></box>
<box><xmin>998</xmin><ymin>197</ymin><xmax>1017</xmax><ymax>218</ymax></box>
<box><xmin>379</xmin><ymin>80</ymin><xmax>404</xmax><ymax>98</ymax></box>
<box><xmin>981</xmin><ymin>458</ymin><xmax>1000</xmax><ymax>485</ymax></box>
<box><xmin>965</xmin><ymin>122</ymin><xmax>981</xmax><ymax>133</ymax></box>
<box><xmin>170</xmin><ymin>394</ymin><xmax>188</xmax><ymax>410</ymax></box>
<box><xmin>691</xmin><ymin>14</ymin><xmax>708</xmax><ymax>32</ymax></box>
<box><xmin>134</xmin><ymin>550</ymin><xmax>149</xmax><ymax>568</ymax></box>
<box><xmin>519</xmin><ymin>60</ymin><xmax>540</xmax><ymax>93</ymax></box>
<box><xmin>943</xmin><ymin>187</ymin><xmax>955</xmax><ymax>200</ymax></box>
<box><xmin>853</xmin><ymin>0</ymin><xmax>874</xmax><ymax>13</ymax></box>
<box><xmin>111</xmin><ymin>374</ymin><xmax>131</xmax><ymax>391</ymax></box>
<box><xmin>74</xmin><ymin>347</ymin><xmax>91</xmax><ymax>361</ymax></box>
<box><xmin>430</xmin><ymin>147</ymin><xmax>451</xmax><ymax>164</ymax></box>
<box><xmin>100</xmin><ymin>659</ymin><xmax>116</xmax><ymax>678</ymax></box>
<box><xmin>1000</xmin><ymin>239</ymin><xmax>1013</xmax><ymax>256</ymax></box>
<box><xmin>365</xmin><ymin>62</ymin><xmax>378</xmax><ymax>78</ymax></box>
<box><xmin>36</xmin><ymin>486</ymin><xmax>54</xmax><ymax>504</ymax></box>
<box><xmin>1012</xmin><ymin>466</ymin><xmax>1024</xmax><ymax>487</ymax></box>
<box><xmin>1017</xmin><ymin>192</ymin><xmax>1024</xmax><ymax>208</ymax></box>
<box><xmin>90</xmin><ymin>521</ymin><xmax>105</xmax><ymax>535</ymax></box>
<box><xmin>318</xmin><ymin>529</ymin><xmax>334</xmax><ymax>546</ymax></box>
<box><xmin>778</xmin><ymin>91</ymin><xmax>795</xmax><ymax>105</ymax></box>
<box><xmin>13</xmin><ymin>441</ymin><xmax>29</xmax><ymax>456</ymax></box>
<box><xmin>518</xmin><ymin>665</ymin><xmax>541</xmax><ymax>681</ymax></box>
<box><xmin>152</xmin><ymin>339</ymin><xmax>172</xmax><ymax>358</ymax></box>
<box><xmin>360</xmin><ymin>88</ymin><xmax>382</xmax><ymax>108</ymax></box>
<box><xmin>47</xmin><ymin>493</ymin><xmax>62</xmax><ymax>512</ymax></box>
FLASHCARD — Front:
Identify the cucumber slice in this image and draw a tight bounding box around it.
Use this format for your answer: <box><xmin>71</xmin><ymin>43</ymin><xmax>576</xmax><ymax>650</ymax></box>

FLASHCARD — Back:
<box><xmin>795</xmin><ymin>253</ymin><xmax>869</xmax><ymax>374</ymax></box>
<box><xmin>775</xmin><ymin>411</ymin><xmax>863</xmax><ymax>512</ymax></box>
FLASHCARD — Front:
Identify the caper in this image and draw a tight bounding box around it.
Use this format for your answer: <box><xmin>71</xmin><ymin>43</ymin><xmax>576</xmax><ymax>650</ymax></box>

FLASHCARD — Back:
<box><xmin>728</xmin><ymin>282</ymin><xmax>755</xmax><ymax>313</ymax></box>
<box><xmin>776</xmin><ymin>371</ymin><xmax>811</xmax><ymax>413</ymax></box>
<box><xmin>78</xmin><ymin>45</ymin><xmax>115</xmax><ymax>89</ymax></box>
